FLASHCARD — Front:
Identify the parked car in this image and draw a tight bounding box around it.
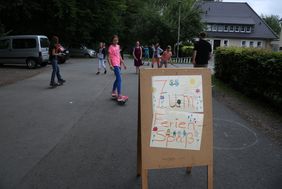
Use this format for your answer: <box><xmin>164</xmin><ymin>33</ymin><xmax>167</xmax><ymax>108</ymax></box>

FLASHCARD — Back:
<box><xmin>0</xmin><ymin>35</ymin><xmax>49</xmax><ymax>68</ymax></box>
<box><xmin>56</xmin><ymin>43</ymin><xmax>70</xmax><ymax>64</ymax></box>
<box><xmin>68</xmin><ymin>44</ymin><xmax>96</xmax><ymax>58</ymax></box>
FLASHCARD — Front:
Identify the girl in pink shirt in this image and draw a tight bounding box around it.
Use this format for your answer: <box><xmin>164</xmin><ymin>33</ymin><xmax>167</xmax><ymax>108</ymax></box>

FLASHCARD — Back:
<box><xmin>160</xmin><ymin>45</ymin><xmax>172</xmax><ymax>68</ymax></box>
<box><xmin>107</xmin><ymin>35</ymin><xmax>128</xmax><ymax>102</ymax></box>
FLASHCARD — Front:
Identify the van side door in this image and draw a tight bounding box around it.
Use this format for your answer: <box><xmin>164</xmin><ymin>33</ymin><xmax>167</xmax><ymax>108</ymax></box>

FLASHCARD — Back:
<box><xmin>39</xmin><ymin>37</ymin><xmax>49</xmax><ymax>62</ymax></box>
<box><xmin>11</xmin><ymin>38</ymin><xmax>37</xmax><ymax>64</ymax></box>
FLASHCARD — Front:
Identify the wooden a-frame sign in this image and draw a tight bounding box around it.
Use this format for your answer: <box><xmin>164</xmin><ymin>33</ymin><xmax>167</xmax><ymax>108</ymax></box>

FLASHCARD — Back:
<box><xmin>137</xmin><ymin>68</ymin><xmax>213</xmax><ymax>189</ymax></box>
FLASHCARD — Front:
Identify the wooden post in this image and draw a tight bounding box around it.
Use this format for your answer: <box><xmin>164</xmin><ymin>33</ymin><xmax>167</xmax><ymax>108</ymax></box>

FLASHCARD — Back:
<box><xmin>208</xmin><ymin>165</ymin><xmax>213</xmax><ymax>189</ymax></box>
<box><xmin>137</xmin><ymin>115</ymin><xmax>141</xmax><ymax>176</ymax></box>
<box><xmin>137</xmin><ymin>72</ymin><xmax>141</xmax><ymax>177</ymax></box>
<box><xmin>141</xmin><ymin>169</ymin><xmax>148</xmax><ymax>189</ymax></box>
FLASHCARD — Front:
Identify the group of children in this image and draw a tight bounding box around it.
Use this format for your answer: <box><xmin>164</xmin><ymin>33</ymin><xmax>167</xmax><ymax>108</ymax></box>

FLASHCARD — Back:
<box><xmin>49</xmin><ymin>35</ymin><xmax>172</xmax><ymax>103</ymax></box>
<box><xmin>133</xmin><ymin>42</ymin><xmax>173</xmax><ymax>73</ymax></box>
<box><xmin>152</xmin><ymin>43</ymin><xmax>173</xmax><ymax>69</ymax></box>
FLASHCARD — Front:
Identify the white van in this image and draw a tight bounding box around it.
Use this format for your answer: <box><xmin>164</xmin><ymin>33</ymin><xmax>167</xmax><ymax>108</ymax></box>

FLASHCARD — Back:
<box><xmin>0</xmin><ymin>35</ymin><xmax>49</xmax><ymax>68</ymax></box>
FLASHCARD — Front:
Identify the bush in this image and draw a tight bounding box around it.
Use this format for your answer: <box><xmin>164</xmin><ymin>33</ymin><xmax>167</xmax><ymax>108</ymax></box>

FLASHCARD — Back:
<box><xmin>215</xmin><ymin>47</ymin><xmax>282</xmax><ymax>110</ymax></box>
<box><xmin>180</xmin><ymin>45</ymin><xmax>194</xmax><ymax>57</ymax></box>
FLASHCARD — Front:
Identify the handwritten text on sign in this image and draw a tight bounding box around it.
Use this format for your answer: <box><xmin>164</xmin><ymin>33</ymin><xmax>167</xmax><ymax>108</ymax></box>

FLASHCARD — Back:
<box><xmin>151</xmin><ymin>76</ymin><xmax>204</xmax><ymax>150</ymax></box>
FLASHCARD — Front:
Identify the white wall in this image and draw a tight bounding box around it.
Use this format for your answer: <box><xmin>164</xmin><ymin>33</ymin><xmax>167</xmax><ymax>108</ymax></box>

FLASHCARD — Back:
<box><xmin>271</xmin><ymin>30</ymin><xmax>282</xmax><ymax>51</ymax></box>
<box><xmin>206</xmin><ymin>38</ymin><xmax>270</xmax><ymax>50</ymax></box>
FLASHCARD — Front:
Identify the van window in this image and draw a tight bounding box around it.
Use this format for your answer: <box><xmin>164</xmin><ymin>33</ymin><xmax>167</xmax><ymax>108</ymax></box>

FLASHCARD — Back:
<box><xmin>40</xmin><ymin>38</ymin><xmax>49</xmax><ymax>48</ymax></box>
<box><xmin>12</xmin><ymin>38</ymin><xmax>36</xmax><ymax>49</ymax></box>
<box><xmin>0</xmin><ymin>39</ymin><xmax>9</xmax><ymax>49</ymax></box>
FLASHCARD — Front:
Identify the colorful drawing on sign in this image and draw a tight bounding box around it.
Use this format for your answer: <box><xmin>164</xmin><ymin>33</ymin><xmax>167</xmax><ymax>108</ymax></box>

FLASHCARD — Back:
<box><xmin>150</xmin><ymin>109</ymin><xmax>204</xmax><ymax>150</ymax></box>
<box><xmin>151</xmin><ymin>75</ymin><xmax>204</xmax><ymax>150</ymax></box>
<box><xmin>152</xmin><ymin>76</ymin><xmax>204</xmax><ymax>113</ymax></box>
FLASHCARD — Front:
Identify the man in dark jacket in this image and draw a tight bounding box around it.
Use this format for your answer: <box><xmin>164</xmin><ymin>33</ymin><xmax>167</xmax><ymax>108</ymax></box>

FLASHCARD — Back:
<box><xmin>192</xmin><ymin>32</ymin><xmax>212</xmax><ymax>68</ymax></box>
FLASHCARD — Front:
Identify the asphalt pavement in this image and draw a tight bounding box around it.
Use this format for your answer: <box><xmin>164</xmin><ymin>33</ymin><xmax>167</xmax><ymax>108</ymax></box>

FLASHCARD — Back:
<box><xmin>0</xmin><ymin>58</ymin><xmax>281</xmax><ymax>189</ymax></box>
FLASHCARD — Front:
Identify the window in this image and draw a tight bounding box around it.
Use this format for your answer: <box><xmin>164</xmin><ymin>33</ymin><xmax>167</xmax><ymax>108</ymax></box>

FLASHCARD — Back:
<box><xmin>40</xmin><ymin>38</ymin><xmax>49</xmax><ymax>48</ymax></box>
<box><xmin>206</xmin><ymin>24</ymin><xmax>212</xmax><ymax>31</ymax></box>
<box><xmin>218</xmin><ymin>25</ymin><xmax>224</xmax><ymax>32</ymax></box>
<box><xmin>241</xmin><ymin>41</ymin><xmax>247</xmax><ymax>47</ymax></box>
<box><xmin>223</xmin><ymin>40</ymin><xmax>229</xmax><ymax>47</ymax></box>
<box><xmin>12</xmin><ymin>39</ymin><xmax>36</xmax><ymax>49</ymax></box>
<box><xmin>246</xmin><ymin>26</ymin><xmax>251</xmax><ymax>33</ymax></box>
<box><xmin>257</xmin><ymin>41</ymin><xmax>262</xmax><ymax>48</ymax></box>
<box><xmin>240</xmin><ymin>26</ymin><xmax>245</xmax><ymax>32</ymax></box>
<box><xmin>224</xmin><ymin>25</ymin><xmax>229</xmax><ymax>32</ymax></box>
<box><xmin>235</xmin><ymin>26</ymin><xmax>240</xmax><ymax>32</ymax></box>
<box><xmin>229</xmin><ymin>26</ymin><xmax>234</xmax><ymax>32</ymax></box>
<box><xmin>0</xmin><ymin>39</ymin><xmax>9</xmax><ymax>49</ymax></box>
<box><xmin>212</xmin><ymin>25</ymin><xmax>217</xmax><ymax>31</ymax></box>
<box><xmin>249</xmin><ymin>41</ymin><xmax>254</xmax><ymax>47</ymax></box>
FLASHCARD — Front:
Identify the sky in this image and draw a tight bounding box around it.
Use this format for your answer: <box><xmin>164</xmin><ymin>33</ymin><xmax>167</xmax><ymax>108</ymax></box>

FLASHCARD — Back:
<box><xmin>223</xmin><ymin>0</ymin><xmax>282</xmax><ymax>18</ymax></box>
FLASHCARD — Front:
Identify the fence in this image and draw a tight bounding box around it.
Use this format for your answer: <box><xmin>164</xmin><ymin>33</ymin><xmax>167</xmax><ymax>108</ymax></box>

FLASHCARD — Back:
<box><xmin>170</xmin><ymin>57</ymin><xmax>192</xmax><ymax>64</ymax></box>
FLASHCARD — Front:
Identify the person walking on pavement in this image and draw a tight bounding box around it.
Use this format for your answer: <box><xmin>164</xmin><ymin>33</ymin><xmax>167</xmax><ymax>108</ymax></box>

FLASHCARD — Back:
<box><xmin>143</xmin><ymin>45</ymin><xmax>150</xmax><ymax>66</ymax></box>
<box><xmin>107</xmin><ymin>35</ymin><xmax>128</xmax><ymax>102</ymax></box>
<box><xmin>96</xmin><ymin>42</ymin><xmax>107</xmax><ymax>75</ymax></box>
<box><xmin>192</xmin><ymin>32</ymin><xmax>212</xmax><ymax>68</ymax></box>
<box><xmin>151</xmin><ymin>43</ymin><xmax>163</xmax><ymax>68</ymax></box>
<box><xmin>49</xmin><ymin>36</ymin><xmax>66</xmax><ymax>87</ymax></box>
<box><xmin>133</xmin><ymin>41</ymin><xmax>143</xmax><ymax>74</ymax></box>
<box><xmin>160</xmin><ymin>45</ymin><xmax>172</xmax><ymax>68</ymax></box>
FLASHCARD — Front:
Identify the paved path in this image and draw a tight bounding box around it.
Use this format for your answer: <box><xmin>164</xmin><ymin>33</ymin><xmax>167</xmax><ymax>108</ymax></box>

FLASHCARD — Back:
<box><xmin>0</xmin><ymin>59</ymin><xmax>281</xmax><ymax>189</ymax></box>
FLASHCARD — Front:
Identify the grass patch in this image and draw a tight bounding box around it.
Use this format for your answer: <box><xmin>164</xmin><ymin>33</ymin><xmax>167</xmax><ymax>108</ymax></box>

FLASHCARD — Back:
<box><xmin>213</xmin><ymin>76</ymin><xmax>281</xmax><ymax>116</ymax></box>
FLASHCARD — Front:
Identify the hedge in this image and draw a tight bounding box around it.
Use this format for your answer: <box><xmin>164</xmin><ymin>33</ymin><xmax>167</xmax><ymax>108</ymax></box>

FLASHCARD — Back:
<box><xmin>215</xmin><ymin>47</ymin><xmax>282</xmax><ymax>110</ymax></box>
<box><xmin>180</xmin><ymin>45</ymin><xmax>194</xmax><ymax>57</ymax></box>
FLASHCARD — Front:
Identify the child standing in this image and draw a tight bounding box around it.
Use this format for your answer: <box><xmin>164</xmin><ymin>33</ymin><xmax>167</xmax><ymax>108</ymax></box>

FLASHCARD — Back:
<box><xmin>96</xmin><ymin>42</ymin><xmax>107</xmax><ymax>74</ymax></box>
<box><xmin>143</xmin><ymin>45</ymin><xmax>150</xmax><ymax>65</ymax></box>
<box><xmin>107</xmin><ymin>35</ymin><xmax>128</xmax><ymax>102</ymax></box>
<box><xmin>49</xmin><ymin>36</ymin><xmax>66</xmax><ymax>87</ymax></box>
<box><xmin>151</xmin><ymin>43</ymin><xmax>163</xmax><ymax>68</ymax></box>
<box><xmin>160</xmin><ymin>45</ymin><xmax>172</xmax><ymax>68</ymax></box>
<box><xmin>133</xmin><ymin>41</ymin><xmax>143</xmax><ymax>74</ymax></box>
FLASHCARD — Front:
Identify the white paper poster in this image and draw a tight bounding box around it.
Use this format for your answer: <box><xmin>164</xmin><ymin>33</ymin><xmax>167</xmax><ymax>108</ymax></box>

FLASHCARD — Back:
<box><xmin>152</xmin><ymin>76</ymin><xmax>204</xmax><ymax>112</ymax></box>
<box><xmin>150</xmin><ymin>75</ymin><xmax>204</xmax><ymax>150</ymax></box>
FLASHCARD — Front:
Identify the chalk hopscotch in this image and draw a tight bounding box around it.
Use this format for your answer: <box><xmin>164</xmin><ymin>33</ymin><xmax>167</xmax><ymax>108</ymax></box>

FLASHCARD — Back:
<box><xmin>150</xmin><ymin>76</ymin><xmax>204</xmax><ymax>150</ymax></box>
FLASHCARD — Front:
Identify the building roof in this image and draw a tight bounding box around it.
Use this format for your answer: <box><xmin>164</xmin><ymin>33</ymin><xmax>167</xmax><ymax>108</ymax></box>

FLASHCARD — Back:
<box><xmin>203</xmin><ymin>16</ymin><xmax>255</xmax><ymax>25</ymax></box>
<box><xmin>196</xmin><ymin>1</ymin><xmax>278</xmax><ymax>39</ymax></box>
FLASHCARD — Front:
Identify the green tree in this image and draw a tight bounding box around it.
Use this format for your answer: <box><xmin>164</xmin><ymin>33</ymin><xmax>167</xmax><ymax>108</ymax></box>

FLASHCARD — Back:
<box><xmin>262</xmin><ymin>14</ymin><xmax>281</xmax><ymax>36</ymax></box>
<box><xmin>162</xmin><ymin>0</ymin><xmax>203</xmax><ymax>43</ymax></box>
<box><xmin>0</xmin><ymin>0</ymin><xmax>203</xmax><ymax>48</ymax></box>
<box><xmin>91</xmin><ymin>0</ymin><xmax>127</xmax><ymax>44</ymax></box>
<box><xmin>124</xmin><ymin>0</ymin><xmax>203</xmax><ymax>48</ymax></box>
<box><xmin>0</xmin><ymin>0</ymin><xmax>42</xmax><ymax>35</ymax></box>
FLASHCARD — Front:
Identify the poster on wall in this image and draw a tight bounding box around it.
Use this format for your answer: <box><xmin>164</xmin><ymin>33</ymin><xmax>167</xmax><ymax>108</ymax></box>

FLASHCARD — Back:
<box><xmin>150</xmin><ymin>75</ymin><xmax>204</xmax><ymax>150</ymax></box>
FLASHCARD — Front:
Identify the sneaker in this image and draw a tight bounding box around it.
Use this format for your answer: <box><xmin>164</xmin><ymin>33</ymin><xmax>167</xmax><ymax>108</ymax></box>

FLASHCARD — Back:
<box><xmin>117</xmin><ymin>95</ymin><xmax>128</xmax><ymax>102</ymax></box>
<box><xmin>104</xmin><ymin>70</ymin><xmax>107</xmax><ymax>74</ymax></box>
<box><xmin>50</xmin><ymin>83</ymin><xmax>59</xmax><ymax>87</ymax></box>
<box><xmin>96</xmin><ymin>72</ymin><xmax>100</xmax><ymax>75</ymax></box>
<box><xmin>58</xmin><ymin>79</ymin><xmax>66</xmax><ymax>83</ymax></box>
<box><xmin>111</xmin><ymin>92</ymin><xmax>117</xmax><ymax>99</ymax></box>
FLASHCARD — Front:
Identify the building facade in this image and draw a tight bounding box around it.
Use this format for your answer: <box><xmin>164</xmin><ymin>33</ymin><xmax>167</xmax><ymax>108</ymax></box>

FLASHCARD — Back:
<box><xmin>196</xmin><ymin>1</ymin><xmax>278</xmax><ymax>50</ymax></box>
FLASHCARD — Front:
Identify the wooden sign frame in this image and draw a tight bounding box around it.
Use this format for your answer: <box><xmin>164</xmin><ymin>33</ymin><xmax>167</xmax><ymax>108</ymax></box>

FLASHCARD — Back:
<box><xmin>137</xmin><ymin>68</ymin><xmax>213</xmax><ymax>189</ymax></box>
